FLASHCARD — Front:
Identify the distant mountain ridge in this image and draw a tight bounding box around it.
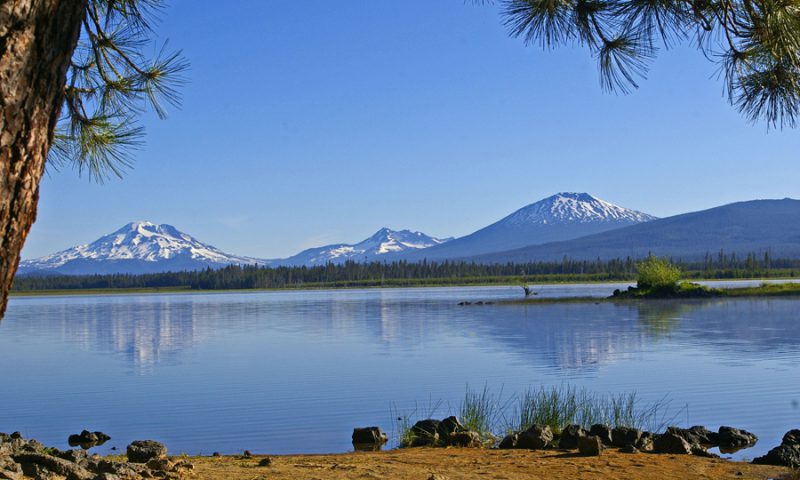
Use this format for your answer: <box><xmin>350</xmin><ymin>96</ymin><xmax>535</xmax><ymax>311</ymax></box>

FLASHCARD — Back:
<box><xmin>395</xmin><ymin>192</ymin><xmax>657</xmax><ymax>261</ymax></box>
<box><xmin>274</xmin><ymin>228</ymin><xmax>453</xmax><ymax>266</ymax></box>
<box><xmin>470</xmin><ymin>198</ymin><xmax>800</xmax><ymax>263</ymax></box>
<box><xmin>19</xmin><ymin>221</ymin><xmax>264</xmax><ymax>275</ymax></box>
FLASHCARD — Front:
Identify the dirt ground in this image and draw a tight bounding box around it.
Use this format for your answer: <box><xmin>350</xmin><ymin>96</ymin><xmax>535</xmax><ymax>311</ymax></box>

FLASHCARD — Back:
<box><xmin>191</xmin><ymin>448</ymin><xmax>790</xmax><ymax>480</ymax></box>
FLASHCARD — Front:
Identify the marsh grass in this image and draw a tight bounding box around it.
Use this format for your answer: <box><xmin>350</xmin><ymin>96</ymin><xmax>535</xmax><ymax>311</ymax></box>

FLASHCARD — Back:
<box><xmin>512</xmin><ymin>386</ymin><xmax>675</xmax><ymax>434</ymax></box>
<box><xmin>392</xmin><ymin>384</ymin><xmax>679</xmax><ymax>448</ymax></box>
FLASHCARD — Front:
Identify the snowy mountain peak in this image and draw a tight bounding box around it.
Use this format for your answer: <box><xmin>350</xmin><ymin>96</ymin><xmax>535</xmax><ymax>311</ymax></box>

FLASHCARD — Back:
<box><xmin>278</xmin><ymin>228</ymin><xmax>453</xmax><ymax>266</ymax></box>
<box><xmin>504</xmin><ymin>192</ymin><xmax>657</xmax><ymax>226</ymax></box>
<box><xmin>20</xmin><ymin>221</ymin><xmax>263</xmax><ymax>274</ymax></box>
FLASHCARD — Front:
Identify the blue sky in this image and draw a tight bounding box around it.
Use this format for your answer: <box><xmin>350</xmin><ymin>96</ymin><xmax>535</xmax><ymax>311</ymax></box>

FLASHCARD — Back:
<box><xmin>23</xmin><ymin>1</ymin><xmax>800</xmax><ymax>259</ymax></box>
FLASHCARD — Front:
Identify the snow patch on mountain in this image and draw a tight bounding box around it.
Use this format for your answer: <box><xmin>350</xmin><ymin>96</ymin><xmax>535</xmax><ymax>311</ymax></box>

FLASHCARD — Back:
<box><xmin>20</xmin><ymin>221</ymin><xmax>263</xmax><ymax>272</ymax></box>
<box><xmin>278</xmin><ymin>228</ymin><xmax>452</xmax><ymax>266</ymax></box>
<box><xmin>504</xmin><ymin>192</ymin><xmax>657</xmax><ymax>225</ymax></box>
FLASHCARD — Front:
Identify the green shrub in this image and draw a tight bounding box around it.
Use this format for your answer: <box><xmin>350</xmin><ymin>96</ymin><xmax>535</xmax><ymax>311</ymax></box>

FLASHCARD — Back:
<box><xmin>636</xmin><ymin>255</ymin><xmax>681</xmax><ymax>291</ymax></box>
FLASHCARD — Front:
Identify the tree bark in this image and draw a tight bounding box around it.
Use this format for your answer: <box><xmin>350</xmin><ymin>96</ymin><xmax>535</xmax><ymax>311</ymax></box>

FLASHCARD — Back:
<box><xmin>0</xmin><ymin>0</ymin><xmax>86</xmax><ymax>317</ymax></box>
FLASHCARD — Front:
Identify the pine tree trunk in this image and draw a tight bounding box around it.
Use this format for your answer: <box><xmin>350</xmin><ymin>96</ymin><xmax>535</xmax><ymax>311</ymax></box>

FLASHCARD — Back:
<box><xmin>0</xmin><ymin>1</ymin><xmax>86</xmax><ymax>318</ymax></box>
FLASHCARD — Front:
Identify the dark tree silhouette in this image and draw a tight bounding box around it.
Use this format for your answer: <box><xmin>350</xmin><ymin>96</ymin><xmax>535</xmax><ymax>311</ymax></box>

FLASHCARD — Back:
<box><xmin>0</xmin><ymin>0</ymin><xmax>186</xmax><ymax>317</ymax></box>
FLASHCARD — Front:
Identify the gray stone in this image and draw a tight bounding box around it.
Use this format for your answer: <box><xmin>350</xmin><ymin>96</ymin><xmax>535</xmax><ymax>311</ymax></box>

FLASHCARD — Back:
<box><xmin>411</xmin><ymin>419</ymin><xmax>441</xmax><ymax>444</ymax></box>
<box><xmin>652</xmin><ymin>433</ymin><xmax>692</xmax><ymax>454</ymax></box>
<box><xmin>619</xmin><ymin>444</ymin><xmax>638</xmax><ymax>454</ymax></box>
<box><xmin>446</xmin><ymin>431</ymin><xmax>482</xmax><ymax>448</ymax></box>
<box><xmin>351</xmin><ymin>427</ymin><xmax>388</xmax><ymax>445</ymax></box>
<box><xmin>635</xmin><ymin>432</ymin><xmax>654</xmax><ymax>452</ymax></box>
<box><xmin>718</xmin><ymin>426</ymin><xmax>757</xmax><ymax>450</ymax></box>
<box><xmin>611</xmin><ymin>426</ymin><xmax>642</xmax><ymax>447</ymax></box>
<box><xmin>437</xmin><ymin>416</ymin><xmax>463</xmax><ymax>439</ymax></box>
<box><xmin>577</xmin><ymin>435</ymin><xmax>603</xmax><ymax>456</ymax></box>
<box><xmin>782</xmin><ymin>429</ymin><xmax>800</xmax><ymax>447</ymax></box>
<box><xmin>258</xmin><ymin>457</ymin><xmax>272</xmax><ymax>467</ymax></box>
<box><xmin>752</xmin><ymin>444</ymin><xmax>800</xmax><ymax>467</ymax></box>
<box><xmin>558</xmin><ymin>424</ymin><xmax>586</xmax><ymax>449</ymax></box>
<box><xmin>410</xmin><ymin>431</ymin><xmax>439</xmax><ymax>447</ymax></box>
<box><xmin>126</xmin><ymin>440</ymin><xmax>167</xmax><ymax>463</ymax></box>
<box><xmin>497</xmin><ymin>433</ymin><xmax>518</xmax><ymax>449</ymax></box>
<box><xmin>12</xmin><ymin>452</ymin><xmax>94</xmax><ymax>480</ymax></box>
<box><xmin>516</xmin><ymin>424</ymin><xmax>553</xmax><ymax>450</ymax></box>
<box><xmin>588</xmin><ymin>424</ymin><xmax>613</xmax><ymax>446</ymax></box>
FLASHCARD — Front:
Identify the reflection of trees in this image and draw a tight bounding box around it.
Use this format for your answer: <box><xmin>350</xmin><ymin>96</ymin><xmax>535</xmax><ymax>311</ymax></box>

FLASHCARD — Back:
<box><xmin>632</xmin><ymin>301</ymin><xmax>691</xmax><ymax>338</ymax></box>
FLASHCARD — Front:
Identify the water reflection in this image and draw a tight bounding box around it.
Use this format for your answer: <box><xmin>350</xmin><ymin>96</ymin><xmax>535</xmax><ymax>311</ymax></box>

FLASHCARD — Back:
<box><xmin>2</xmin><ymin>288</ymin><xmax>800</xmax><ymax>457</ymax></box>
<box><xmin>5</xmin><ymin>290</ymin><xmax>800</xmax><ymax>372</ymax></box>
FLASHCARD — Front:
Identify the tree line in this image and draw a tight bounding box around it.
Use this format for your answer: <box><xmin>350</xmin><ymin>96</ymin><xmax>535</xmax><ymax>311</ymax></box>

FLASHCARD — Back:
<box><xmin>11</xmin><ymin>252</ymin><xmax>799</xmax><ymax>292</ymax></box>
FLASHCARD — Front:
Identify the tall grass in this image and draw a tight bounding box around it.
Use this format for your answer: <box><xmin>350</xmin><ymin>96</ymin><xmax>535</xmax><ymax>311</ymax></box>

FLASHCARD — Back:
<box><xmin>512</xmin><ymin>386</ymin><xmax>673</xmax><ymax>434</ymax></box>
<box><xmin>390</xmin><ymin>384</ymin><xmax>678</xmax><ymax>448</ymax></box>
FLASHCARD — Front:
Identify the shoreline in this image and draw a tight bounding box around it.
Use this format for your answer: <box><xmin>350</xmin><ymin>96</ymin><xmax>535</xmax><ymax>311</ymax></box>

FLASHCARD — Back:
<box><xmin>192</xmin><ymin>448</ymin><xmax>788</xmax><ymax>479</ymax></box>
<box><xmin>9</xmin><ymin>276</ymin><xmax>799</xmax><ymax>298</ymax></box>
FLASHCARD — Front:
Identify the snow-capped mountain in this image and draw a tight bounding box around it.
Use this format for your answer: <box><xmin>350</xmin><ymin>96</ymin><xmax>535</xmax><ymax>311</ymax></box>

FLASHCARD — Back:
<box><xmin>276</xmin><ymin>228</ymin><xmax>453</xmax><ymax>266</ymax></box>
<box><xmin>19</xmin><ymin>221</ymin><xmax>265</xmax><ymax>275</ymax></box>
<box><xmin>394</xmin><ymin>192</ymin><xmax>657</xmax><ymax>261</ymax></box>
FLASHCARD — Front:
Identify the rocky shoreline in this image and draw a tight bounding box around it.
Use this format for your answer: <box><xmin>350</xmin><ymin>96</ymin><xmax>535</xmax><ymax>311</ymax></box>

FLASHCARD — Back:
<box><xmin>2</xmin><ymin>419</ymin><xmax>797</xmax><ymax>480</ymax></box>
<box><xmin>0</xmin><ymin>432</ymin><xmax>193</xmax><ymax>480</ymax></box>
<box><xmin>355</xmin><ymin>417</ymin><xmax>800</xmax><ymax>468</ymax></box>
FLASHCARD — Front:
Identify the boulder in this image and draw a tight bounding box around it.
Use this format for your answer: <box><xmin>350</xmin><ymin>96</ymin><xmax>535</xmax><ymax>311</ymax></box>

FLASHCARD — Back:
<box><xmin>619</xmin><ymin>444</ymin><xmax>638</xmax><ymax>454</ymax></box>
<box><xmin>782</xmin><ymin>429</ymin><xmax>800</xmax><ymax>446</ymax></box>
<box><xmin>652</xmin><ymin>433</ymin><xmax>692</xmax><ymax>454</ymax></box>
<box><xmin>12</xmin><ymin>452</ymin><xmax>94</xmax><ymax>480</ymax></box>
<box><xmin>145</xmin><ymin>457</ymin><xmax>173</xmax><ymax>472</ymax></box>
<box><xmin>126</xmin><ymin>440</ymin><xmax>167</xmax><ymax>463</ymax></box>
<box><xmin>437</xmin><ymin>416</ymin><xmax>464</xmax><ymax>438</ymax></box>
<box><xmin>752</xmin><ymin>444</ymin><xmax>800</xmax><ymax>467</ymax></box>
<box><xmin>558</xmin><ymin>424</ymin><xmax>586</xmax><ymax>449</ymax></box>
<box><xmin>517</xmin><ymin>425</ymin><xmax>553</xmax><ymax>450</ymax></box>
<box><xmin>258</xmin><ymin>457</ymin><xmax>272</xmax><ymax>467</ymax></box>
<box><xmin>68</xmin><ymin>430</ymin><xmax>110</xmax><ymax>449</ymax></box>
<box><xmin>352</xmin><ymin>427</ymin><xmax>388</xmax><ymax>445</ymax></box>
<box><xmin>446</xmin><ymin>431</ymin><xmax>483</xmax><ymax>448</ymax></box>
<box><xmin>498</xmin><ymin>433</ymin><xmax>518</xmax><ymax>449</ymax></box>
<box><xmin>611</xmin><ymin>426</ymin><xmax>642</xmax><ymax>447</ymax></box>
<box><xmin>688</xmin><ymin>425</ymin><xmax>719</xmax><ymax>445</ymax></box>
<box><xmin>577</xmin><ymin>435</ymin><xmax>603</xmax><ymax>456</ymax></box>
<box><xmin>411</xmin><ymin>420</ymin><xmax>441</xmax><ymax>445</ymax></box>
<box><xmin>589</xmin><ymin>424</ymin><xmax>613</xmax><ymax>446</ymax></box>
<box><xmin>0</xmin><ymin>457</ymin><xmax>22</xmax><ymax>480</ymax></box>
<box><xmin>691</xmin><ymin>445</ymin><xmax>719</xmax><ymax>458</ymax></box>
<box><xmin>635</xmin><ymin>432</ymin><xmax>654</xmax><ymax>452</ymax></box>
<box><xmin>717</xmin><ymin>426</ymin><xmax>758</xmax><ymax>450</ymax></box>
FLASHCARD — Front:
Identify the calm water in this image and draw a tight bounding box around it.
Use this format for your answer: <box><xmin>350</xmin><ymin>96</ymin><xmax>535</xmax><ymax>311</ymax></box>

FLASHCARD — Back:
<box><xmin>1</xmin><ymin>282</ymin><xmax>799</xmax><ymax>458</ymax></box>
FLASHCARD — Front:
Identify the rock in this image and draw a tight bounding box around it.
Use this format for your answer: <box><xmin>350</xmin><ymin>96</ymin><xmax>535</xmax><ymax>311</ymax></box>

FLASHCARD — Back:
<box><xmin>242</xmin><ymin>450</ymin><xmax>253</xmax><ymax>458</ymax></box>
<box><xmin>126</xmin><ymin>440</ymin><xmax>167</xmax><ymax>463</ymax></box>
<box><xmin>68</xmin><ymin>430</ymin><xmax>110</xmax><ymax>448</ymax></box>
<box><xmin>558</xmin><ymin>424</ymin><xmax>586</xmax><ymax>449</ymax></box>
<box><xmin>9</xmin><ymin>433</ymin><xmax>21</xmax><ymax>440</ymax></box>
<box><xmin>666</xmin><ymin>426</ymin><xmax>718</xmax><ymax>447</ymax></box>
<box><xmin>0</xmin><ymin>457</ymin><xmax>22</xmax><ymax>480</ymax></box>
<box><xmin>577</xmin><ymin>435</ymin><xmax>603</xmax><ymax>456</ymax></box>
<box><xmin>498</xmin><ymin>433</ymin><xmax>518</xmax><ymax>449</ymax></box>
<box><xmin>517</xmin><ymin>424</ymin><xmax>553</xmax><ymax>450</ymax></box>
<box><xmin>411</xmin><ymin>420</ymin><xmax>441</xmax><ymax>446</ymax></box>
<box><xmin>717</xmin><ymin>426</ymin><xmax>758</xmax><ymax>450</ymax></box>
<box><xmin>55</xmin><ymin>449</ymin><xmax>87</xmax><ymax>465</ymax></box>
<box><xmin>437</xmin><ymin>416</ymin><xmax>463</xmax><ymax>438</ymax></box>
<box><xmin>258</xmin><ymin>457</ymin><xmax>272</xmax><ymax>467</ymax></box>
<box><xmin>691</xmin><ymin>445</ymin><xmax>720</xmax><ymax>458</ymax></box>
<box><xmin>446</xmin><ymin>431</ymin><xmax>482</xmax><ymax>448</ymax></box>
<box><xmin>588</xmin><ymin>424</ymin><xmax>613</xmax><ymax>446</ymax></box>
<box><xmin>211</xmin><ymin>452</ymin><xmax>221</xmax><ymax>457</ymax></box>
<box><xmin>0</xmin><ymin>469</ymin><xmax>22</xmax><ymax>480</ymax></box>
<box><xmin>12</xmin><ymin>452</ymin><xmax>94</xmax><ymax>480</ymax></box>
<box><xmin>619</xmin><ymin>444</ymin><xmax>638</xmax><ymax>454</ymax></box>
<box><xmin>611</xmin><ymin>426</ymin><xmax>642</xmax><ymax>447</ymax></box>
<box><xmin>352</xmin><ymin>427</ymin><xmax>388</xmax><ymax>445</ymax></box>
<box><xmin>752</xmin><ymin>444</ymin><xmax>800</xmax><ymax>467</ymax></box>
<box><xmin>635</xmin><ymin>432</ymin><xmax>654</xmax><ymax>452</ymax></box>
<box><xmin>145</xmin><ymin>457</ymin><xmax>173</xmax><ymax>472</ymax></box>
<box><xmin>782</xmin><ymin>429</ymin><xmax>800</xmax><ymax>446</ymax></box>
<box><xmin>652</xmin><ymin>433</ymin><xmax>692</xmax><ymax>454</ymax></box>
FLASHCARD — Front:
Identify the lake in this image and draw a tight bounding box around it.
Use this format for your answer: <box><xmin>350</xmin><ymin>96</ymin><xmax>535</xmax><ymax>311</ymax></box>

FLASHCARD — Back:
<box><xmin>1</xmin><ymin>282</ymin><xmax>799</xmax><ymax>459</ymax></box>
